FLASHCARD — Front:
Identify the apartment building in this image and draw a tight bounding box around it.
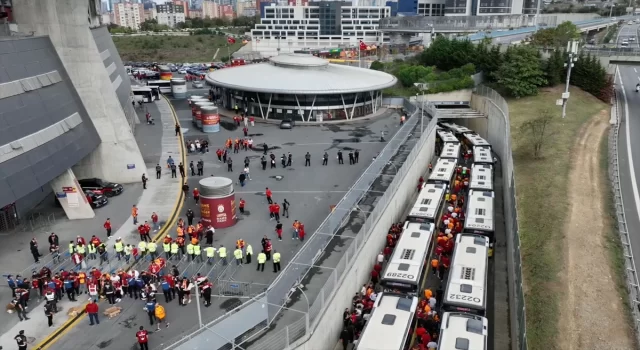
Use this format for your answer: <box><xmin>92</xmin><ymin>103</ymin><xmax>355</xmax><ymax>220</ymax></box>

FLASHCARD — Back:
<box><xmin>113</xmin><ymin>2</ymin><xmax>144</xmax><ymax>29</ymax></box>
<box><xmin>156</xmin><ymin>1</ymin><xmax>186</xmax><ymax>27</ymax></box>
<box><xmin>202</xmin><ymin>0</ymin><xmax>219</xmax><ymax>18</ymax></box>
<box><xmin>444</xmin><ymin>0</ymin><xmax>528</xmax><ymax>15</ymax></box>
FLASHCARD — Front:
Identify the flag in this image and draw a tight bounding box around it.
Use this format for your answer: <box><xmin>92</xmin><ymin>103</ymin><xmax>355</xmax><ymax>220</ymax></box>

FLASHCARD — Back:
<box><xmin>227</xmin><ymin>37</ymin><xmax>236</xmax><ymax>44</ymax></box>
<box><xmin>359</xmin><ymin>40</ymin><xmax>367</xmax><ymax>51</ymax></box>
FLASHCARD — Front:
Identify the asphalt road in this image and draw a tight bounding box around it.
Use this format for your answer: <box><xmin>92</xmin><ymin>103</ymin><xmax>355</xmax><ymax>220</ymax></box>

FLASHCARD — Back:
<box><xmin>48</xmin><ymin>96</ymin><xmax>404</xmax><ymax>350</ymax></box>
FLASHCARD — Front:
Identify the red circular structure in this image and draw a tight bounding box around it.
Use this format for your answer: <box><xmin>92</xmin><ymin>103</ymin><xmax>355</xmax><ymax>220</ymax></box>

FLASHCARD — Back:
<box><xmin>198</xmin><ymin>177</ymin><xmax>237</xmax><ymax>229</ymax></box>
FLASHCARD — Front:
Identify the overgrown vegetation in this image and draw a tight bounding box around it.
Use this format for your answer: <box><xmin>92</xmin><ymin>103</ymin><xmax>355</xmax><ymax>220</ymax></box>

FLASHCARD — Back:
<box><xmin>108</xmin><ymin>16</ymin><xmax>256</xmax><ymax>34</ymax></box>
<box><xmin>112</xmin><ymin>35</ymin><xmax>243</xmax><ymax>62</ymax></box>
<box><xmin>530</xmin><ymin>21</ymin><xmax>580</xmax><ymax>48</ymax></box>
<box><xmin>603</xmin><ymin>24</ymin><xmax>621</xmax><ymax>44</ymax></box>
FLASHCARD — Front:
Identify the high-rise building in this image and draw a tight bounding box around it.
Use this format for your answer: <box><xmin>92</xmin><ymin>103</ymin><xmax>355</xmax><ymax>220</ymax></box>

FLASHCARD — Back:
<box><xmin>113</xmin><ymin>2</ymin><xmax>145</xmax><ymax>29</ymax></box>
<box><xmin>202</xmin><ymin>0</ymin><xmax>219</xmax><ymax>18</ymax></box>
<box><xmin>189</xmin><ymin>8</ymin><xmax>203</xmax><ymax>17</ymax></box>
<box><xmin>219</xmin><ymin>4</ymin><xmax>235</xmax><ymax>18</ymax></box>
<box><xmin>444</xmin><ymin>0</ymin><xmax>526</xmax><ymax>15</ymax></box>
<box><xmin>156</xmin><ymin>1</ymin><xmax>186</xmax><ymax>27</ymax></box>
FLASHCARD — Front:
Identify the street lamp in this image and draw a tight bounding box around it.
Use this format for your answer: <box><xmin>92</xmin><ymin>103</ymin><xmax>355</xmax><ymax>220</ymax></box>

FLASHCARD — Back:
<box><xmin>293</xmin><ymin>282</ymin><xmax>310</xmax><ymax>312</ymax></box>
<box><xmin>386</xmin><ymin>161</ymin><xmax>398</xmax><ymax>175</ymax></box>
<box><xmin>561</xmin><ymin>40</ymin><xmax>579</xmax><ymax>119</ymax></box>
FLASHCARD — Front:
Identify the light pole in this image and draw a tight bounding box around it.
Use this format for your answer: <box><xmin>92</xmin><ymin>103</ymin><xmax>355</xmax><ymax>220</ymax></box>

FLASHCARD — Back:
<box><xmin>386</xmin><ymin>161</ymin><xmax>398</xmax><ymax>174</ymax></box>
<box><xmin>293</xmin><ymin>283</ymin><xmax>310</xmax><ymax>312</ymax></box>
<box><xmin>534</xmin><ymin>0</ymin><xmax>542</xmax><ymax>30</ymax></box>
<box><xmin>561</xmin><ymin>40</ymin><xmax>579</xmax><ymax>119</ymax></box>
<box><xmin>194</xmin><ymin>281</ymin><xmax>203</xmax><ymax>327</ymax></box>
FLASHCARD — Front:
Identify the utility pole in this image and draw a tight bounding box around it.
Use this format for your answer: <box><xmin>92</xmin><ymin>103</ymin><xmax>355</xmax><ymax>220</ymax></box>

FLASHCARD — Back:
<box><xmin>535</xmin><ymin>0</ymin><xmax>541</xmax><ymax>30</ymax></box>
<box><xmin>561</xmin><ymin>40</ymin><xmax>579</xmax><ymax>119</ymax></box>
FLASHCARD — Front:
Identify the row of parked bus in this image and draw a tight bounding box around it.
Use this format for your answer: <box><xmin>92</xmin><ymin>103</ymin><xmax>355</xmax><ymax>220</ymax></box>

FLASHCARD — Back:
<box><xmin>355</xmin><ymin>122</ymin><xmax>496</xmax><ymax>350</ymax></box>
<box><xmin>132</xmin><ymin>80</ymin><xmax>174</xmax><ymax>103</ymax></box>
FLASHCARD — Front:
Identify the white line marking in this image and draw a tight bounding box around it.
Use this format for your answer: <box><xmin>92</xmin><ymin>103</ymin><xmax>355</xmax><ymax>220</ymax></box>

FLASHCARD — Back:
<box><xmin>617</xmin><ymin>67</ymin><xmax>640</xmax><ymax>235</ymax></box>
<box><xmin>635</xmin><ymin>68</ymin><xmax>638</xmax><ymax>73</ymax></box>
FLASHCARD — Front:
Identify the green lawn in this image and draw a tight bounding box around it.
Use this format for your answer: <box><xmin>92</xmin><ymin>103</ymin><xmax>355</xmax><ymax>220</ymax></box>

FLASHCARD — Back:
<box><xmin>508</xmin><ymin>86</ymin><xmax>608</xmax><ymax>350</ymax></box>
<box><xmin>113</xmin><ymin>35</ymin><xmax>244</xmax><ymax>62</ymax></box>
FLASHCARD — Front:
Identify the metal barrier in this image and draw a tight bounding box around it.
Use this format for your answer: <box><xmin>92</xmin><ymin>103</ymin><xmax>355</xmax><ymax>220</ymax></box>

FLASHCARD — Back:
<box><xmin>584</xmin><ymin>48</ymin><xmax>640</xmax><ymax>57</ymax></box>
<box><xmin>21</xmin><ymin>212</ymin><xmax>56</xmax><ymax>232</ymax></box>
<box><xmin>609</xmin><ymin>86</ymin><xmax>640</xmax><ymax>346</ymax></box>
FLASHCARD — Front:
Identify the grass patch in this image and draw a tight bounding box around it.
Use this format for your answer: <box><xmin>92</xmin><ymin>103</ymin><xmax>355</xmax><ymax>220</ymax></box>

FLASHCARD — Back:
<box><xmin>113</xmin><ymin>35</ymin><xmax>244</xmax><ymax>62</ymax></box>
<box><xmin>508</xmin><ymin>86</ymin><xmax>608</xmax><ymax>350</ymax></box>
<box><xmin>599</xmin><ymin>124</ymin><xmax>634</xmax><ymax>323</ymax></box>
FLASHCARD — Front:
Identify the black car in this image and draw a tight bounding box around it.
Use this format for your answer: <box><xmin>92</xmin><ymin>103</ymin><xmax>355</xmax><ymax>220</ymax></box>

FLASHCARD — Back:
<box><xmin>85</xmin><ymin>190</ymin><xmax>108</xmax><ymax>208</ymax></box>
<box><xmin>78</xmin><ymin>178</ymin><xmax>124</xmax><ymax>197</ymax></box>
<box><xmin>280</xmin><ymin>118</ymin><xmax>295</xmax><ymax>129</ymax></box>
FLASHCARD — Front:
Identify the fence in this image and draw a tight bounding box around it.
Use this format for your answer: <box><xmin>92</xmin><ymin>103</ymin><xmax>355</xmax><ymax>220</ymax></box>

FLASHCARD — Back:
<box><xmin>379</xmin><ymin>14</ymin><xmax>559</xmax><ymax>32</ymax></box>
<box><xmin>470</xmin><ymin>85</ymin><xmax>527</xmax><ymax>350</ymax></box>
<box><xmin>161</xmin><ymin>98</ymin><xmax>435</xmax><ymax>350</ymax></box>
<box><xmin>609</xmin><ymin>87</ymin><xmax>640</xmax><ymax>346</ymax></box>
<box><xmin>584</xmin><ymin>48</ymin><xmax>640</xmax><ymax>57</ymax></box>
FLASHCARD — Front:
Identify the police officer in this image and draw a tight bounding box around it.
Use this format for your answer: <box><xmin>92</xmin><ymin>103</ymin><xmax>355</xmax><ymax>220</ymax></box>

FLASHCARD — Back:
<box><xmin>219</xmin><ymin>245</ymin><xmax>227</xmax><ymax>265</ymax></box>
<box><xmin>147</xmin><ymin>241</ymin><xmax>158</xmax><ymax>261</ymax></box>
<box><xmin>138</xmin><ymin>240</ymin><xmax>147</xmax><ymax>260</ymax></box>
<box><xmin>114</xmin><ymin>239</ymin><xmax>124</xmax><ymax>260</ymax></box>
<box><xmin>88</xmin><ymin>243</ymin><xmax>97</xmax><ymax>260</ymax></box>
<box><xmin>163</xmin><ymin>239</ymin><xmax>171</xmax><ymax>259</ymax></box>
<box><xmin>323</xmin><ymin>152</ymin><xmax>328</xmax><ymax>166</ymax></box>
<box><xmin>170</xmin><ymin>241</ymin><xmax>179</xmax><ymax>261</ymax></box>
<box><xmin>234</xmin><ymin>246</ymin><xmax>243</xmax><ymax>266</ymax></box>
<box><xmin>305</xmin><ymin>152</ymin><xmax>311</xmax><ymax>166</ymax></box>
<box><xmin>337</xmin><ymin>150</ymin><xmax>344</xmax><ymax>164</ymax></box>
<box><xmin>193</xmin><ymin>242</ymin><xmax>202</xmax><ymax>263</ymax></box>
<box><xmin>124</xmin><ymin>244</ymin><xmax>133</xmax><ymax>263</ymax></box>
<box><xmin>348</xmin><ymin>151</ymin><xmax>354</xmax><ymax>165</ymax></box>
<box><xmin>186</xmin><ymin>241</ymin><xmax>195</xmax><ymax>261</ymax></box>
<box><xmin>261</xmin><ymin>155</ymin><xmax>267</xmax><ymax>170</ymax></box>
<box><xmin>273</xmin><ymin>250</ymin><xmax>281</xmax><ymax>273</ymax></box>
<box><xmin>205</xmin><ymin>245</ymin><xmax>216</xmax><ymax>264</ymax></box>
<box><xmin>354</xmin><ymin>149</ymin><xmax>360</xmax><ymax>163</ymax></box>
<box><xmin>257</xmin><ymin>251</ymin><xmax>266</xmax><ymax>272</ymax></box>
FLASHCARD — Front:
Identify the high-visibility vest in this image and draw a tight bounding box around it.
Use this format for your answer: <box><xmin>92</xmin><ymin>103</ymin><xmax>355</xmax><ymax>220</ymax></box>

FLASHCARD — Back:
<box><xmin>246</xmin><ymin>245</ymin><xmax>253</xmax><ymax>255</ymax></box>
<box><xmin>177</xmin><ymin>227</ymin><xmax>184</xmax><ymax>237</ymax></box>
<box><xmin>124</xmin><ymin>245</ymin><xmax>132</xmax><ymax>256</ymax></box>
<box><xmin>186</xmin><ymin>244</ymin><xmax>195</xmax><ymax>255</ymax></box>
<box><xmin>218</xmin><ymin>247</ymin><xmax>227</xmax><ymax>258</ymax></box>
<box><xmin>234</xmin><ymin>249</ymin><xmax>242</xmax><ymax>260</ymax></box>
<box><xmin>88</xmin><ymin>244</ymin><xmax>96</xmax><ymax>253</ymax></box>
<box><xmin>170</xmin><ymin>243</ymin><xmax>179</xmax><ymax>254</ymax></box>
<box><xmin>193</xmin><ymin>245</ymin><xmax>201</xmax><ymax>255</ymax></box>
<box><xmin>138</xmin><ymin>241</ymin><xmax>147</xmax><ymax>252</ymax></box>
<box><xmin>115</xmin><ymin>242</ymin><xmax>124</xmax><ymax>252</ymax></box>
<box><xmin>147</xmin><ymin>242</ymin><xmax>157</xmax><ymax>252</ymax></box>
<box><xmin>163</xmin><ymin>243</ymin><xmax>171</xmax><ymax>252</ymax></box>
<box><xmin>205</xmin><ymin>247</ymin><xmax>216</xmax><ymax>257</ymax></box>
<box><xmin>76</xmin><ymin>245</ymin><xmax>86</xmax><ymax>254</ymax></box>
<box><xmin>273</xmin><ymin>252</ymin><xmax>281</xmax><ymax>263</ymax></box>
<box><xmin>257</xmin><ymin>253</ymin><xmax>266</xmax><ymax>264</ymax></box>
<box><xmin>69</xmin><ymin>243</ymin><xmax>75</xmax><ymax>254</ymax></box>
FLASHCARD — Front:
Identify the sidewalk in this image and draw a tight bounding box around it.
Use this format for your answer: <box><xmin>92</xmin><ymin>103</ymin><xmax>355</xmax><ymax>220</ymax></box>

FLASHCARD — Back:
<box><xmin>0</xmin><ymin>96</ymin><xmax>184</xmax><ymax>349</ymax></box>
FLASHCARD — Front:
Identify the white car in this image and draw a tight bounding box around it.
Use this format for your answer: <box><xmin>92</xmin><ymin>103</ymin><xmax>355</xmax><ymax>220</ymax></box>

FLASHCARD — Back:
<box><xmin>192</xmin><ymin>81</ymin><xmax>204</xmax><ymax>89</ymax></box>
<box><xmin>630</xmin><ymin>37</ymin><xmax>636</xmax><ymax>42</ymax></box>
<box><xmin>178</xmin><ymin>69</ymin><xmax>187</xmax><ymax>74</ymax></box>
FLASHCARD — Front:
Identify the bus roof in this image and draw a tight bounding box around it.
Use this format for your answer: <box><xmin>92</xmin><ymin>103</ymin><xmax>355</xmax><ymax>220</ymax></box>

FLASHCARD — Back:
<box><xmin>464</xmin><ymin>133</ymin><xmax>490</xmax><ymax>147</ymax></box>
<box><xmin>441</xmin><ymin>143</ymin><xmax>461</xmax><ymax>160</ymax></box>
<box><xmin>469</xmin><ymin>164</ymin><xmax>493</xmax><ymax>192</ymax></box>
<box><xmin>473</xmin><ymin>146</ymin><xmax>493</xmax><ymax>165</ymax></box>
<box><xmin>437</xmin><ymin>130</ymin><xmax>459</xmax><ymax>144</ymax></box>
<box><xmin>382</xmin><ymin>222</ymin><xmax>434</xmax><ymax>288</ymax></box>
<box><xmin>440</xmin><ymin>313</ymin><xmax>488</xmax><ymax>350</ymax></box>
<box><xmin>428</xmin><ymin>158</ymin><xmax>457</xmax><ymax>184</ymax></box>
<box><xmin>441</xmin><ymin>122</ymin><xmax>473</xmax><ymax>135</ymax></box>
<box><xmin>444</xmin><ymin>234</ymin><xmax>490</xmax><ymax>312</ymax></box>
<box><xmin>464</xmin><ymin>190</ymin><xmax>495</xmax><ymax>233</ymax></box>
<box><xmin>356</xmin><ymin>293</ymin><xmax>418</xmax><ymax>350</ymax></box>
<box><xmin>408</xmin><ymin>183</ymin><xmax>446</xmax><ymax>222</ymax></box>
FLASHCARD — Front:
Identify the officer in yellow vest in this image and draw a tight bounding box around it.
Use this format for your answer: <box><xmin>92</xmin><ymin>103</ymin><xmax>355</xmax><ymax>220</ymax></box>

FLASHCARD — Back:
<box><xmin>88</xmin><ymin>243</ymin><xmax>97</xmax><ymax>260</ymax></box>
<box><xmin>76</xmin><ymin>243</ymin><xmax>87</xmax><ymax>258</ymax></box>
<box><xmin>68</xmin><ymin>241</ymin><xmax>75</xmax><ymax>255</ymax></box>
<box><xmin>147</xmin><ymin>241</ymin><xmax>158</xmax><ymax>260</ymax></box>
<box><xmin>186</xmin><ymin>242</ymin><xmax>195</xmax><ymax>261</ymax></box>
<box><xmin>138</xmin><ymin>240</ymin><xmax>147</xmax><ymax>260</ymax></box>
<box><xmin>114</xmin><ymin>239</ymin><xmax>124</xmax><ymax>261</ymax></box>
<box><xmin>193</xmin><ymin>242</ymin><xmax>202</xmax><ymax>263</ymax></box>
<box><xmin>124</xmin><ymin>244</ymin><xmax>133</xmax><ymax>263</ymax></box>
<box><xmin>218</xmin><ymin>245</ymin><xmax>227</xmax><ymax>265</ymax></box>
<box><xmin>234</xmin><ymin>246</ymin><xmax>243</xmax><ymax>266</ymax></box>
<box><xmin>245</xmin><ymin>244</ymin><xmax>253</xmax><ymax>264</ymax></box>
<box><xmin>257</xmin><ymin>251</ymin><xmax>266</xmax><ymax>272</ymax></box>
<box><xmin>204</xmin><ymin>246</ymin><xmax>216</xmax><ymax>265</ymax></box>
<box><xmin>163</xmin><ymin>240</ymin><xmax>171</xmax><ymax>259</ymax></box>
<box><xmin>170</xmin><ymin>241</ymin><xmax>179</xmax><ymax>260</ymax></box>
<box><xmin>272</xmin><ymin>250</ymin><xmax>281</xmax><ymax>273</ymax></box>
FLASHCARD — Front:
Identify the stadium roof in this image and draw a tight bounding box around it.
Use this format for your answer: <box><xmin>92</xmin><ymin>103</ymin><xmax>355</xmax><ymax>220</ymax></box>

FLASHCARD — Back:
<box><xmin>205</xmin><ymin>54</ymin><xmax>397</xmax><ymax>95</ymax></box>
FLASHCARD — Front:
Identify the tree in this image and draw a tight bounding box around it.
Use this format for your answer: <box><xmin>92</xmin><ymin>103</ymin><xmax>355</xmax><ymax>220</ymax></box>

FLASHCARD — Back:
<box><xmin>370</xmin><ymin>61</ymin><xmax>385</xmax><ymax>71</ymax></box>
<box><xmin>419</xmin><ymin>36</ymin><xmax>476</xmax><ymax>71</ymax></box>
<box><xmin>544</xmin><ymin>49</ymin><xmax>565</xmax><ymax>86</ymax></box>
<box><xmin>530</xmin><ymin>21</ymin><xmax>579</xmax><ymax>48</ymax></box>
<box><xmin>494</xmin><ymin>46</ymin><xmax>547</xmax><ymax>98</ymax></box>
<box><xmin>395</xmin><ymin>65</ymin><xmax>433</xmax><ymax>87</ymax></box>
<box><xmin>520</xmin><ymin>109</ymin><xmax>554</xmax><ymax>159</ymax></box>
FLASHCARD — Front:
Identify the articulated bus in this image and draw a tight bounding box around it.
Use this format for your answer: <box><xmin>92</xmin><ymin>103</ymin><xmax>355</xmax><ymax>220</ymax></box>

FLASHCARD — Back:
<box><xmin>464</xmin><ymin>190</ymin><xmax>495</xmax><ymax>240</ymax></box>
<box><xmin>407</xmin><ymin>183</ymin><xmax>446</xmax><ymax>223</ymax></box>
<box><xmin>132</xmin><ymin>86</ymin><xmax>155</xmax><ymax>103</ymax></box>
<box><xmin>381</xmin><ymin>222</ymin><xmax>435</xmax><ymax>296</ymax></box>
<box><xmin>441</xmin><ymin>142</ymin><xmax>461</xmax><ymax>160</ymax></box>
<box><xmin>441</xmin><ymin>122</ymin><xmax>473</xmax><ymax>137</ymax></box>
<box><xmin>439</xmin><ymin>312</ymin><xmax>489</xmax><ymax>350</ymax></box>
<box><xmin>355</xmin><ymin>293</ymin><xmax>418</xmax><ymax>350</ymax></box>
<box><xmin>473</xmin><ymin>146</ymin><xmax>494</xmax><ymax>166</ymax></box>
<box><xmin>443</xmin><ymin>234</ymin><xmax>490</xmax><ymax>316</ymax></box>
<box><xmin>427</xmin><ymin>158</ymin><xmax>457</xmax><ymax>185</ymax></box>
<box><xmin>147</xmin><ymin>80</ymin><xmax>172</xmax><ymax>94</ymax></box>
<box><xmin>469</xmin><ymin>164</ymin><xmax>494</xmax><ymax>192</ymax></box>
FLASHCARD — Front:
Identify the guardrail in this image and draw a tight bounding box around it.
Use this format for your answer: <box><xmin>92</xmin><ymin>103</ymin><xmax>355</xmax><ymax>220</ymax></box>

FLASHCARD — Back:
<box><xmin>379</xmin><ymin>14</ymin><xmax>558</xmax><ymax>32</ymax></box>
<box><xmin>584</xmin><ymin>48</ymin><xmax>640</xmax><ymax>56</ymax></box>
<box><xmin>610</xmin><ymin>82</ymin><xmax>640</xmax><ymax>346</ymax></box>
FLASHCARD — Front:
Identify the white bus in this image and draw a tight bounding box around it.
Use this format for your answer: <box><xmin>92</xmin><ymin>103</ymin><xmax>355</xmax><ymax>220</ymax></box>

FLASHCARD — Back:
<box><xmin>441</xmin><ymin>122</ymin><xmax>473</xmax><ymax>136</ymax></box>
<box><xmin>407</xmin><ymin>183</ymin><xmax>446</xmax><ymax>223</ymax></box>
<box><xmin>147</xmin><ymin>80</ymin><xmax>172</xmax><ymax>94</ymax></box>
<box><xmin>464</xmin><ymin>133</ymin><xmax>491</xmax><ymax>148</ymax></box>
<box><xmin>439</xmin><ymin>313</ymin><xmax>489</xmax><ymax>350</ymax></box>
<box><xmin>437</xmin><ymin>129</ymin><xmax>459</xmax><ymax>144</ymax></box>
<box><xmin>443</xmin><ymin>234</ymin><xmax>490</xmax><ymax>315</ymax></box>
<box><xmin>441</xmin><ymin>142</ymin><xmax>461</xmax><ymax>160</ymax></box>
<box><xmin>381</xmin><ymin>222</ymin><xmax>435</xmax><ymax>295</ymax></box>
<box><xmin>132</xmin><ymin>86</ymin><xmax>155</xmax><ymax>103</ymax></box>
<box><xmin>473</xmin><ymin>146</ymin><xmax>494</xmax><ymax>166</ymax></box>
<box><xmin>469</xmin><ymin>164</ymin><xmax>493</xmax><ymax>192</ymax></box>
<box><xmin>464</xmin><ymin>190</ymin><xmax>495</xmax><ymax>240</ymax></box>
<box><xmin>428</xmin><ymin>158</ymin><xmax>457</xmax><ymax>185</ymax></box>
<box><xmin>355</xmin><ymin>293</ymin><xmax>418</xmax><ymax>350</ymax></box>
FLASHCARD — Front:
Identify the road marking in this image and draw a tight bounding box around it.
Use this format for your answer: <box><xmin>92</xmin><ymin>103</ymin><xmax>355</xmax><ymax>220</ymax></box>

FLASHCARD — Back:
<box><xmin>617</xmin><ymin>67</ymin><xmax>640</xmax><ymax>237</ymax></box>
<box><xmin>635</xmin><ymin>68</ymin><xmax>638</xmax><ymax>73</ymax></box>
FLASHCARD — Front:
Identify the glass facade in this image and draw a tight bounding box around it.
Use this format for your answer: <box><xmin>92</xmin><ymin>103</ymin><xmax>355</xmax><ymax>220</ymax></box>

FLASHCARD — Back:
<box><xmin>211</xmin><ymin>87</ymin><xmax>382</xmax><ymax>121</ymax></box>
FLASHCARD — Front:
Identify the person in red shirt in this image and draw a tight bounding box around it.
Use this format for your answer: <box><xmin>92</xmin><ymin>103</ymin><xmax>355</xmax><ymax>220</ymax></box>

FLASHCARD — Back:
<box><xmin>383</xmin><ymin>246</ymin><xmax>392</xmax><ymax>261</ymax></box>
<box><xmin>90</xmin><ymin>235</ymin><xmax>101</xmax><ymax>248</ymax></box>
<box><xmin>421</xmin><ymin>331</ymin><xmax>431</xmax><ymax>346</ymax></box>
<box><xmin>370</xmin><ymin>269</ymin><xmax>379</xmax><ymax>285</ymax></box>
<box><xmin>373</xmin><ymin>263</ymin><xmax>382</xmax><ymax>273</ymax></box>
<box><xmin>298</xmin><ymin>223</ymin><xmax>305</xmax><ymax>242</ymax></box>
<box><xmin>151</xmin><ymin>212</ymin><xmax>159</xmax><ymax>231</ymax></box>
<box><xmin>143</xmin><ymin>221</ymin><xmax>152</xmax><ymax>241</ymax></box>
<box><xmin>104</xmin><ymin>219</ymin><xmax>112</xmax><ymax>238</ymax></box>
<box><xmin>265</xmin><ymin>187</ymin><xmax>273</xmax><ymax>204</ymax></box>
<box><xmin>136</xmin><ymin>326</ymin><xmax>149</xmax><ymax>350</ymax></box>
<box><xmin>273</xmin><ymin>203</ymin><xmax>281</xmax><ymax>221</ymax></box>
<box><xmin>193</xmin><ymin>188</ymin><xmax>200</xmax><ymax>205</ymax></box>
<box><xmin>268</xmin><ymin>203</ymin><xmax>275</xmax><ymax>220</ymax></box>
<box><xmin>239</xmin><ymin>199</ymin><xmax>246</xmax><ymax>214</ymax></box>
<box><xmin>86</xmin><ymin>299</ymin><xmax>100</xmax><ymax>325</ymax></box>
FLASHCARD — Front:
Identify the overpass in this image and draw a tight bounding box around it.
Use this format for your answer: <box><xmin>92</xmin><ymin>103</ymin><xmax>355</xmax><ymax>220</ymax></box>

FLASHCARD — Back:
<box><xmin>583</xmin><ymin>48</ymin><xmax>640</xmax><ymax>64</ymax></box>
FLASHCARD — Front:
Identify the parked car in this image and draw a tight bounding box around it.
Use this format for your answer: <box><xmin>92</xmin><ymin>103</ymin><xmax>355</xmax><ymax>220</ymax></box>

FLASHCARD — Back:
<box><xmin>178</xmin><ymin>69</ymin><xmax>187</xmax><ymax>74</ymax></box>
<box><xmin>78</xmin><ymin>178</ymin><xmax>124</xmax><ymax>197</ymax></box>
<box><xmin>192</xmin><ymin>81</ymin><xmax>204</xmax><ymax>88</ymax></box>
<box><xmin>280</xmin><ymin>118</ymin><xmax>295</xmax><ymax>129</ymax></box>
<box><xmin>85</xmin><ymin>190</ymin><xmax>109</xmax><ymax>208</ymax></box>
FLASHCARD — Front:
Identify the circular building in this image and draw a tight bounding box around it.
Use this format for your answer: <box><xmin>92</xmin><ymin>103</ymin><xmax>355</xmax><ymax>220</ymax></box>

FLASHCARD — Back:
<box><xmin>205</xmin><ymin>54</ymin><xmax>397</xmax><ymax>121</ymax></box>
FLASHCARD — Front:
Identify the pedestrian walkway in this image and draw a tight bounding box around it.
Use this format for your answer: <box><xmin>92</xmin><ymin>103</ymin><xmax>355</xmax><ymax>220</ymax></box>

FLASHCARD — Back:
<box><xmin>0</xmin><ymin>96</ymin><xmax>185</xmax><ymax>349</ymax></box>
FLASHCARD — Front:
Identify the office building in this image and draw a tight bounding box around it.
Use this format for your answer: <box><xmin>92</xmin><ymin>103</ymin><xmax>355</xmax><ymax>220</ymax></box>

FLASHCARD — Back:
<box><xmin>251</xmin><ymin>1</ymin><xmax>390</xmax><ymax>55</ymax></box>
<box><xmin>0</xmin><ymin>0</ymin><xmax>145</xmax><ymax>226</ymax></box>
<box><xmin>157</xmin><ymin>1</ymin><xmax>186</xmax><ymax>27</ymax></box>
<box><xmin>444</xmin><ymin>0</ymin><xmax>525</xmax><ymax>15</ymax></box>
<box><xmin>113</xmin><ymin>2</ymin><xmax>145</xmax><ymax>29</ymax></box>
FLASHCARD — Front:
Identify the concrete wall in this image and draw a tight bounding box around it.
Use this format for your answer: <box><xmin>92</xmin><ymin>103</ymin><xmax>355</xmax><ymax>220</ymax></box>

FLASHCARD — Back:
<box><xmin>412</xmin><ymin>89</ymin><xmax>473</xmax><ymax>103</ymax></box>
<box><xmin>90</xmin><ymin>26</ymin><xmax>138</xmax><ymax>130</ymax></box>
<box><xmin>0</xmin><ymin>36</ymin><xmax>100</xmax><ymax>212</ymax></box>
<box><xmin>13</xmin><ymin>0</ymin><xmax>146</xmax><ymax>184</ymax></box>
<box><xmin>293</xmin><ymin>120</ymin><xmax>438</xmax><ymax>350</ymax></box>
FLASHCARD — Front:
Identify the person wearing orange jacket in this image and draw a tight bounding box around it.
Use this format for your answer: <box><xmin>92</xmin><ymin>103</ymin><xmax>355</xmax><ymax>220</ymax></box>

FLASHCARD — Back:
<box><xmin>132</xmin><ymin>205</ymin><xmax>139</xmax><ymax>225</ymax></box>
<box><xmin>176</xmin><ymin>236</ymin><xmax>186</xmax><ymax>258</ymax></box>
